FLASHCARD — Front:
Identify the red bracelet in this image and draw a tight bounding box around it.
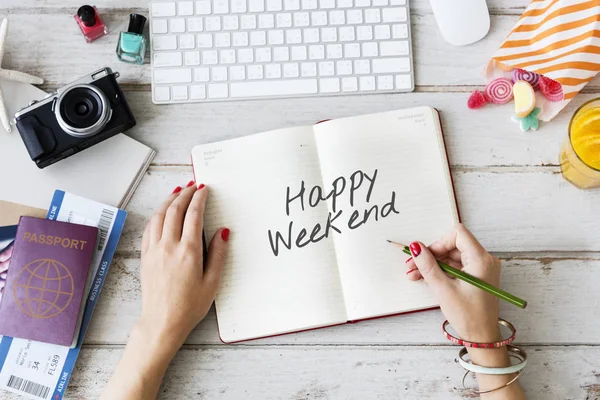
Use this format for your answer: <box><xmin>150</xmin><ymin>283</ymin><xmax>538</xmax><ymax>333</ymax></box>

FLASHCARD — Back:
<box><xmin>442</xmin><ymin>319</ymin><xmax>516</xmax><ymax>348</ymax></box>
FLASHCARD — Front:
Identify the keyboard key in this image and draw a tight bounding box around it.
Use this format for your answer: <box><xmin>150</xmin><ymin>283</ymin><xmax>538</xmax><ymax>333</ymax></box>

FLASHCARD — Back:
<box><xmin>301</xmin><ymin>62</ymin><xmax>317</xmax><ymax>77</ymax></box>
<box><xmin>339</xmin><ymin>26</ymin><xmax>355</xmax><ymax>41</ymax></box>
<box><xmin>356</xmin><ymin>26</ymin><xmax>373</xmax><ymax>40</ymax></box>
<box><xmin>220</xmin><ymin>49</ymin><xmax>237</xmax><ymax>63</ymax></box>
<box><xmin>329</xmin><ymin>10</ymin><xmax>345</xmax><ymax>25</ymax></box>
<box><xmin>248</xmin><ymin>65</ymin><xmax>264</xmax><ymax>79</ymax></box>
<box><xmin>238</xmin><ymin>48</ymin><xmax>254</xmax><ymax>62</ymax></box>
<box><xmin>321</xmin><ymin>27</ymin><xmax>337</xmax><ymax>42</ymax></box>
<box><xmin>382</xmin><ymin>7</ymin><xmax>407</xmax><ymax>22</ymax></box>
<box><xmin>205</xmin><ymin>17</ymin><xmax>222</xmax><ymax>31</ymax></box>
<box><xmin>336</xmin><ymin>60</ymin><xmax>352</xmax><ymax>75</ymax></box>
<box><xmin>344</xmin><ymin>43</ymin><xmax>360</xmax><ymax>58</ymax></box>
<box><xmin>179</xmin><ymin>34</ymin><xmax>195</xmax><ymax>49</ymax></box>
<box><xmin>326</xmin><ymin>44</ymin><xmax>342</xmax><ymax>59</ymax></box>
<box><xmin>395</xmin><ymin>74</ymin><xmax>412</xmax><ymax>89</ymax></box>
<box><xmin>233</xmin><ymin>32</ymin><xmax>249</xmax><ymax>46</ymax></box>
<box><xmin>250</xmin><ymin>31</ymin><xmax>267</xmax><ymax>45</ymax></box>
<box><xmin>372</xmin><ymin>57</ymin><xmax>410</xmax><ymax>73</ymax></box>
<box><xmin>268</xmin><ymin>30</ymin><xmax>285</xmax><ymax>44</ymax></box>
<box><xmin>215</xmin><ymin>33</ymin><xmax>231</xmax><ymax>47</ymax></box>
<box><xmin>365</xmin><ymin>9</ymin><xmax>381</xmax><ymax>23</ymax></box>
<box><xmin>178</xmin><ymin>1</ymin><xmax>194</xmax><ymax>15</ymax></box>
<box><xmin>152</xmin><ymin>2</ymin><xmax>176</xmax><ymax>17</ymax></box>
<box><xmin>347</xmin><ymin>9</ymin><xmax>363</xmax><ymax>24</ymax></box>
<box><xmin>223</xmin><ymin>16</ymin><xmax>239</xmax><ymax>30</ymax></box>
<box><xmin>285</xmin><ymin>0</ymin><xmax>300</xmax><ymax>10</ymax></box>
<box><xmin>302</xmin><ymin>0</ymin><xmax>318</xmax><ymax>9</ymax></box>
<box><xmin>190</xmin><ymin>85</ymin><xmax>206</xmax><ymax>99</ymax></box>
<box><xmin>320</xmin><ymin>0</ymin><xmax>335</xmax><ymax>8</ymax></box>
<box><xmin>266</xmin><ymin>64</ymin><xmax>282</xmax><ymax>78</ymax></box>
<box><xmin>230</xmin><ymin>66</ymin><xmax>246</xmax><ymax>80</ymax></box>
<box><xmin>266</xmin><ymin>0</ymin><xmax>283</xmax><ymax>11</ymax></box>
<box><xmin>170</xmin><ymin>18</ymin><xmax>185</xmax><ymax>33</ymax></box>
<box><xmin>197</xmin><ymin>33</ymin><xmax>213</xmax><ymax>47</ymax></box>
<box><xmin>304</xmin><ymin>28</ymin><xmax>320</xmax><ymax>43</ymax></box>
<box><xmin>230</xmin><ymin>79</ymin><xmax>318</xmax><ymax>97</ymax></box>
<box><xmin>380</xmin><ymin>41</ymin><xmax>409</xmax><ymax>56</ymax></box>
<box><xmin>294</xmin><ymin>12</ymin><xmax>310</xmax><ymax>27</ymax></box>
<box><xmin>212</xmin><ymin>66</ymin><xmax>228</xmax><ymax>81</ymax></box>
<box><xmin>152</xmin><ymin>19</ymin><xmax>168</xmax><ymax>34</ymax></box>
<box><xmin>232</xmin><ymin>0</ymin><xmax>247</xmax><ymax>12</ymax></box>
<box><xmin>338</xmin><ymin>0</ymin><xmax>352</xmax><ymax>6</ymax></box>
<box><xmin>154</xmin><ymin>51</ymin><xmax>183</xmax><ymax>67</ymax></box>
<box><xmin>320</xmin><ymin>78</ymin><xmax>340</xmax><ymax>92</ymax></box>
<box><xmin>194</xmin><ymin>67</ymin><xmax>210</xmax><ymax>81</ymax></box>
<box><xmin>374</xmin><ymin>25</ymin><xmax>391</xmax><ymax>40</ymax></box>
<box><xmin>153</xmin><ymin>35</ymin><xmax>178</xmax><ymax>50</ymax></box>
<box><xmin>274</xmin><ymin>46</ymin><xmax>290</xmax><ymax>61</ymax></box>
<box><xmin>283</xmin><ymin>63</ymin><xmax>300</xmax><ymax>77</ymax></box>
<box><xmin>390</xmin><ymin>0</ymin><xmax>406</xmax><ymax>4</ymax></box>
<box><xmin>286</xmin><ymin>29</ymin><xmax>302</xmax><ymax>44</ymax></box>
<box><xmin>342</xmin><ymin>76</ymin><xmax>358</xmax><ymax>91</ymax></box>
<box><xmin>277</xmin><ymin>13</ymin><xmax>293</xmax><ymax>27</ymax></box>
<box><xmin>195</xmin><ymin>0</ymin><xmax>211</xmax><ymax>14</ymax></box>
<box><xmin>154</xmin><ymin>68</ymin><xmax>192</xmax><ymax>84</ymax></box>
<box><xmin>259</xmin><ymin>14</ymin><xmax>275</xmax><ymax>28</ymax></box>
<box><xmin>188</xmin><ymin>17</ymin><xmax>203</xmax><ymax>32</ymax></box>
<box><xmin>291</xmin><ymin>45</ymin><xmax>308</xmax><ymax>60</ymax></box>
<box><xmin>208</xmin><ymin>83</ymin><xmax>229</xmax><ymax>98</ymax></box>
<box><xmin>359</xmin><ymin>76</ymin><xmax>375</xmax><ymax>91</ymax></box>
<box><xmin>249</xmin><ymin>0</ymin><xmax>265</xmax><ymax>12</ymax></box>
<box><xmin>309</xmin><ymin>45</ymin><xmax>325</xmax><ymax>59</ymax></box>
<box><xmin>312</xmin><ymin>11</ymin><xmax>327</xmax><ymax>26</ymax></box>
<box><xmin>355</xmin><ymin>0</ymin><xmax>370</xmax><ymax>6</ymax></box>
<box><xmin>373</xmin><ymin>0</ymin><xmax>387</xmax><ymax>4</ymax></box>
<box><xmin>172</xmin><ymin>85</ymin><xmax>188</xmax><ymax>100</ymax></box>
<box><xmin>354</xmin><ymin>59</ymin><xmax>370</xmax><ymax>74</ymax></box>
<box><xmin>256</xmin><ymin>47</ymin><xmax>272</xmax><ymax>62</ymax></box>
<box><xmin>377</xmin><ymin>75</ymin><xmax>394</xmax><ymax>90</ymax></box>
<box><xmin>202</xmin><ymin>50</ymin><xmax>219</xmax><ymax>64</ymax></box>
<box><xmin>241</xmin><ymin>15</ymin><xmax>257</xmax><ymax>29</ymax></box>
<box><xmin>318</xmin><ymin>61</ymin><xmax>334</xmax><ymax>76</ymax></box>
<box><xmin>214</xmin><ymin>0</ymin><xmax>229</xmax><ymax>13</ymax></box>
<box><xmin>184</xmin><ymin>51</ymin><xmax>201</xmax><ymax>65</ymax></box>
<box><xmin>154</xmin><ymin>86</ymin><xmax>170</xmax><ymax>101</ymax></box>
<box><xmin>362</xmin><ymin>42</ymin><xmax>378</xmax><ymax>57</ymax></box>
<box><xmin>392</xmin><ymin>24</ymin><xmax>409</xmax><ymax>38</ymax></box>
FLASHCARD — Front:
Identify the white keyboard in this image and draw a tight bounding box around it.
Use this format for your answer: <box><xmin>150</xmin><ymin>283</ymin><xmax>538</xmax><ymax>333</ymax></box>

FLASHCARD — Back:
<box><xmin>149</xmin><ymin>0</ymin><xmax>414</xmax><ymax>104</ymax></box>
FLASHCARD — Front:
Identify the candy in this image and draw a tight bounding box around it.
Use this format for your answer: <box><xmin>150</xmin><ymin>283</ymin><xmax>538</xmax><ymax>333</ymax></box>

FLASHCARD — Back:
<box><xmin>513</xmin><ymin>80</ymin><xmax>536</xmax><ymax>118</ymax></box>
<box><xmin>538</xmin><ymin>76</ymin><xmax>564</xmax><ymax>102</ymax></box>
<box><xmin>484</xmin><ymin>78</ymin><xmax>513</xmax><ymax>104</ymax></box>
<box><xmin>512</xmin><ymin>107</ymin><xmax>540</xmax><ymax>132</ymax></box>
<box><xmin>467</xmin><ymin>90</ymin><xmax>488</xmax><ymax>109</ymax></box>
<box><xmin>512</xmin><ymin>68</ymin><xmax>540</xmax><ymax>89</ymax></box>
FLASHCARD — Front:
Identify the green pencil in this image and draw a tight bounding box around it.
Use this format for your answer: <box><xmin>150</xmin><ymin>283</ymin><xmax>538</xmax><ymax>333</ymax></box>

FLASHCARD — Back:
<box><xmin>387</xmin><ymin>240</ymin><xmax>527</xmax><ymax>309</ymax></box>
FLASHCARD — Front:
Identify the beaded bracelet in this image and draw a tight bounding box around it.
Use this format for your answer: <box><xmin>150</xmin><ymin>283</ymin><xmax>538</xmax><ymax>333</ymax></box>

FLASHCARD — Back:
<box><xmin>458</xmin><ymin>345</ymin><xmax>528</xmax><ymax>375</ymax></box>
<box><xmin>442</xmin><ymin>319</ymin><xmax>516</xmax><ymax>348</ymax></box>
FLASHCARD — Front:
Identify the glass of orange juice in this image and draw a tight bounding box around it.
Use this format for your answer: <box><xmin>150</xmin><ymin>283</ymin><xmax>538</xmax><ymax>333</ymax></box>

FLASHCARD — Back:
<box><xmin>560</xmin><ymin>98</ymin><xmax>600</xmax><ymax>189</ymax></box>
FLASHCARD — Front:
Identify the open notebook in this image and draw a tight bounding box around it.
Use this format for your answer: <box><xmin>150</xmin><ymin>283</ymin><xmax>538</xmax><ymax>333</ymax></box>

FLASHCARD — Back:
<box><xmin>192</xmin><ymin>107</ymin><xmax>459</xmax><ymax>343</ymax></box>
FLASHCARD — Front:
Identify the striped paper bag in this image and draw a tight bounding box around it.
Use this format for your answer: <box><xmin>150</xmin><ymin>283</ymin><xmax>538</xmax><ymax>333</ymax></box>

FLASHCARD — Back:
<box><xmin>484</xmin><ymin>0</ymin><xmax>600</xmax><ymax>121</ymax></box>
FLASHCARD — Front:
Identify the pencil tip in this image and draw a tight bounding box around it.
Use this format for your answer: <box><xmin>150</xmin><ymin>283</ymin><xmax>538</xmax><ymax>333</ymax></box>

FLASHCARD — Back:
<box><xmin>386</xmin><ymin>240</ymin><xmax>392</xmax><ymax>243</ymax></box>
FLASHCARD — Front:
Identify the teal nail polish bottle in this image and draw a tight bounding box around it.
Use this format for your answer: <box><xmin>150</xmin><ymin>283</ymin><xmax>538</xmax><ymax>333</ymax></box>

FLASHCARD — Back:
<box><xmin>116</xmin><ymin>14</ymin><xmax>147</xmax><ymax>65</ymax></box>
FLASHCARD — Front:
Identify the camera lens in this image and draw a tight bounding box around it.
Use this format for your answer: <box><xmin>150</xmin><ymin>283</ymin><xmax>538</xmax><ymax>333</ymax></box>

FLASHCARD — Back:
<box><xmin>55</xmin><ymin>84</ymin><xmax>112</xmax><ymax>138</ymax></box>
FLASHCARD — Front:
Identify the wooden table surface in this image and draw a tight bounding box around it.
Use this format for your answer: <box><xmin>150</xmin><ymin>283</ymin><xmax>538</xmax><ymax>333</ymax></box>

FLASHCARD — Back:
<box><xmin>3</xmin><ymin>0</ymin><xmax>600</xmax><ymax>398</ymax></box>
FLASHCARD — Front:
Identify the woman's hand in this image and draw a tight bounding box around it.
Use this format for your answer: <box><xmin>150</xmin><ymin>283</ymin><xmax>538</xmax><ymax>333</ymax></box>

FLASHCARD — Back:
<box><xmin>405</xmin><ymin>223</ymin><xmax>501</xmax><ymax>342</ymax></box>
<box><xmin>138</xmin><ymin>181</ymin><xmax>230</xmax><ymax>348</ymax></box>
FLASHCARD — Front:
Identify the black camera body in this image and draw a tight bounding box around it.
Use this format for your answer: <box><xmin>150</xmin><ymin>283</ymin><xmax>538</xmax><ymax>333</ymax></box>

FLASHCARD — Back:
<box><xmin>15</xmin><ymin>67</ymin><xmax>136</xmax><ymax>169</ymax></box>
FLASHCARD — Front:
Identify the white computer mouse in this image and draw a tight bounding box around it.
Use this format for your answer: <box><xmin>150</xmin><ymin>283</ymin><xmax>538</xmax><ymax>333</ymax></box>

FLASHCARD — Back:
<box><xmin>429</xmin><ymin>0</ymin><xmax>491</xmax><ymax>46</ymax></box>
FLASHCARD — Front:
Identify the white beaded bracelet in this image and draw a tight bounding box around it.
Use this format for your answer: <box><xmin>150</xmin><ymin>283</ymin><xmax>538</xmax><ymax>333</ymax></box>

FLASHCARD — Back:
<box><xmin>458</xmin><ymin>345</ymin><xmax>528</xmax><ymax>375</ymax></box>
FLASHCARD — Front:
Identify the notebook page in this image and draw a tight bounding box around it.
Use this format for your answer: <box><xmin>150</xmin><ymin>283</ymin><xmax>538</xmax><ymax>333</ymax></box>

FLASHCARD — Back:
<box><xmin>313</xmin><ymin>107</ymin><xmax>459</xmax><ymax>321</ymax></box>
<box><xmin>191</xmin><ymin>127</ymin><xmax>346</xmax><ymax>343</ymax></box>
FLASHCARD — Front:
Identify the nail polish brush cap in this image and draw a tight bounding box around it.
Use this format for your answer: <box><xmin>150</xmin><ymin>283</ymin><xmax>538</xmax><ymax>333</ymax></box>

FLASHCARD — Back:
<box><xmin>77</xmin><ymin>5</ymin><xmax>97</xmax><ymax>27</ymax></box>
<box><xmin>127</xmin><ymin>13</ymin><xmax>147</xmax><ymax>34</ymax></box>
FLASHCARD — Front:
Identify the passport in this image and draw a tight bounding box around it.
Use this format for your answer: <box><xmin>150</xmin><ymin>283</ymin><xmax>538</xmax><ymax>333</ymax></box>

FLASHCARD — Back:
<box><xmin>0</xmin><ymin>217</ymin><xmax>98</xmax><ymax>347</ymax></box>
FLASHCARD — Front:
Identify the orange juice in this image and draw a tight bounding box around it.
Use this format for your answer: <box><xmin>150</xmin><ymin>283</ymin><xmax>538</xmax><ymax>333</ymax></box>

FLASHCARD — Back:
<box><xmin>560</xmin><ymin>99</ymin><xmax>600</xmax><ymax>189</ymax></box>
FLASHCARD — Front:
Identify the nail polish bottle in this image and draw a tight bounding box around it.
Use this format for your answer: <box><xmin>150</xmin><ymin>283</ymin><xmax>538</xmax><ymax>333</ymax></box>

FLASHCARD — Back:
<box><xmin>74</xmin><ymin>5</ymin><xmax>108</xmax><ymax>43</ymax></box>
<box><xmin>116</xmin><ymin>14</ymin><xmax>147</xmax><ymax>65</ymax></box>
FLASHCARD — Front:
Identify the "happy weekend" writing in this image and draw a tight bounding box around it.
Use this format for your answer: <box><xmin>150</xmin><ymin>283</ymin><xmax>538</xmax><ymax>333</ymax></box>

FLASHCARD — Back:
<box><xmin>267</xmin><ymin>169</ymin><xmax>399</xmax><ymax>257</ymax></box>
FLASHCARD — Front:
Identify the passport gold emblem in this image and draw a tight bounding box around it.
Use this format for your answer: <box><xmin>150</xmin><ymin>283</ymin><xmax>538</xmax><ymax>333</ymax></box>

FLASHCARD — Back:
<box><xmin>13</xmin><ymin>259</ymin><xmax>74</xmax><ymax>319</ymax></box>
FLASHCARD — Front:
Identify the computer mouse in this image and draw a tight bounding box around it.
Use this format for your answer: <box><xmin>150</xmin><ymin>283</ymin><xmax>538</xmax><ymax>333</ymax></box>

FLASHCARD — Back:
<box><xmin>428</xmin><ymin>0</ymin><xmax>490</xmax><ymax>46</ymax></box>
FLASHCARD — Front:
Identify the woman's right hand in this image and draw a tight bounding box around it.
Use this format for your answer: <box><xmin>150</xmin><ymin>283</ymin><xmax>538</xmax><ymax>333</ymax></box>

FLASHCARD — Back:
<box><xmin>405</xmin><ymin>223</ymin><xmax>502</xmax><ymax>343</ymax></box>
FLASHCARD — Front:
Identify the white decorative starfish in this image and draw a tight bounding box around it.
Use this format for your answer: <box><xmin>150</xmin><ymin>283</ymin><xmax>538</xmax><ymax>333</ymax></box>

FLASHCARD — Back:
<box><xmin>0</xmin><ymin>18</ymin><xmax>44</xmax><ymax>132</ymax></box>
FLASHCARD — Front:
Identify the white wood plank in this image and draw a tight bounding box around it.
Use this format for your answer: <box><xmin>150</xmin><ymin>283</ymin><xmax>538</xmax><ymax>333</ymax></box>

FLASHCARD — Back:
<box><xmin>85</xmin><ymin>257</ymin><xmax>600</xmax><ymax>345</ymax></box>
<box><xmin>4</xmin><ymin>346</ymin><xmax>598</xmax><ymax>399</ymax></box>
<box><xmin>115</xmin><ymin>167</ymin><xmax>600</xmax><ymax>253</ymax></box>
<box><xmin>122</xmin><ymin>91</ymin><xmax>594</xmax><ymax>167</ymax></box>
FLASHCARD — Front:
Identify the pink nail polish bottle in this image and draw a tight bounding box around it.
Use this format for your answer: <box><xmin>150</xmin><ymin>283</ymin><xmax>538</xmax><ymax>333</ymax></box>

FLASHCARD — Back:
<box><xmin>74</xmin><ymin>5</ymin><xmax>108</xmax><ymax>43</ymax></box>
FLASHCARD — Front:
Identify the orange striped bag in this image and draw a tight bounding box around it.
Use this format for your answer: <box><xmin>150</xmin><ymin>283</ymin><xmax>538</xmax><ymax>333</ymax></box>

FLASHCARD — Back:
<box><xmin>484</xmin><ymin>0</ymin><xmax>600</xmax><ymax>121</ymax></box>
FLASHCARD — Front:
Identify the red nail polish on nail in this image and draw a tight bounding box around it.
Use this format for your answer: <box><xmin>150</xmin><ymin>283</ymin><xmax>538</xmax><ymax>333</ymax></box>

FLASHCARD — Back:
<box><xmin>172</xmin><ymin>186</ymin><xmax>182</xmax><ymax>194</ymax></box>
<box><xmin>406</xmin><ymin>268</ymin><xmax>417</xmax><ymax>275</ymax></box>
<box><xmin>186</xmin><ymin>180</ymin><xmax>195</xmax><ymax>187</ymax></box>
<box><xmin>221</xmin><ymin>228</ymin><xmax>230</xmax><ymax>242</ymax></box>
<box><xmin>405</xmin><ymin>257</ymin><xmax>412</xmax><ymax>263</ymax></box>
<box><xmin>409</xmin><ymin>242</ymin><xmax>421</xmax><ymax>257</ymax></box>
<box><xmin>197</xmin><ymin>183</ymin><xmax>205</xmax><ymax>190</ymax></box>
